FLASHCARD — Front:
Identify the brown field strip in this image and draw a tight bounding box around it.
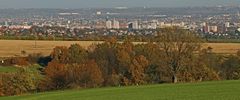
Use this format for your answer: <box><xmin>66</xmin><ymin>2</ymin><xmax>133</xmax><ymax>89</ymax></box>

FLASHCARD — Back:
<box><xmin>0</xmin><ymin>40</ymin><xmax>240</xmax><ymax>57</ymax></box>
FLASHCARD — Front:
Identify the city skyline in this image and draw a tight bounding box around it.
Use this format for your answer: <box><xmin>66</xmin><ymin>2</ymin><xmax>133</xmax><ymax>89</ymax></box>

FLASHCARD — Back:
<box><xmin>0</xmin><ymin>0</ymin><xmax>240</xmax><ymax>8</ymax></box>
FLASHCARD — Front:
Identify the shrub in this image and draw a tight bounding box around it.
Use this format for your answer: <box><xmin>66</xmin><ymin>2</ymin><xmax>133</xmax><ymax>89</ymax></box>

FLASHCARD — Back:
<box><xmin>2</xmin><ymin>57</ymin><xmax>29</xmax><ymax>66</ymax></box>
<box><xmin>220</xmin><ymin>55</ymin><xmax>240</xmax><ymax>80</ymax></box>
<box><xmin>40</xmin><ymin>61</ymin><xmax>67</xmax><ymax>91</ymax></box>
<box><xmin>0</xmin><ymin>68</ymin><xmax>39</xmax><ymax>96</ymax></box>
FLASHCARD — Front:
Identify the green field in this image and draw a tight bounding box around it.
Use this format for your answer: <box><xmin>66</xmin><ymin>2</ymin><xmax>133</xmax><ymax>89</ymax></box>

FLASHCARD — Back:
<box><xmin>0</xmin><ymin>66</ymin><xmax>18</xmax><ymax>73</ymax></box>
<box><xmin>1</xmin><ymin>80</ymin><xmax>240</xmax><ymax>100</ymax></box>
<box><xmin>0</xmin><ymin>65</ymin><xmax>42</xmax><ymax>73</ymax></box>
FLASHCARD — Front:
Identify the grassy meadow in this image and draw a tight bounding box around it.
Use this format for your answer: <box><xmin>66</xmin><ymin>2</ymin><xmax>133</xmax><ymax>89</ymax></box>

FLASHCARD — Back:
<box><xmin>1</xmin><ymin>80</ymin><xmax>240</xmax><ymax>100</ymax></box>
<box><xmin>0</xmin><ymin>40</ymin><xmax>240</xmax><ymax>57</ymax></box>
<box><xmin>0</xmin><ymin>66</ymin><xmax>18</xmax><ymax>73</ymax></box>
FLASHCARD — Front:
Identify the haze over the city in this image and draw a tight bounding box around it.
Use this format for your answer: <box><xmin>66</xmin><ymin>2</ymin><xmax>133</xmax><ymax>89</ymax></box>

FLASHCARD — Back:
<box><xmin>0</xmin><ymin>0</ymin><xmax>240</xmax><ymax>8</ymax></box>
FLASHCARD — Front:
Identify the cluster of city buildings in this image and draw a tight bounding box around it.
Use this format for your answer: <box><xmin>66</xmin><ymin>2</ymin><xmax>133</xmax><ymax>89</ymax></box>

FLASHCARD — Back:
<box><xmin>1</xmin><ymin>19</ymin><xmax>239</xmax><ymax>33</ymax></box>
<box><xmin>0</xmin><ymin>7</ymin><xmax>240</xmax><ymax>38</ymax></box>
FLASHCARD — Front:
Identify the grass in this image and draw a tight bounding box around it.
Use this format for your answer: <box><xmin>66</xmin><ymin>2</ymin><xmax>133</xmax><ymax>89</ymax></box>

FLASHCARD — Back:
<box><xmin>0</xmin><ymin>64</ymin><xmax>42</xmax><ymax>73</ymax></box>
<box><xmin>0</xmin><ymin>40</ymin><xmax>240</xmax><ymax>57</ymax></box>
<box><xmin>1</xmin><ymin>80</ymin><xmax>240</xmax><ymax>100</ymax></box>
<box><xmin>0</xmin><ymin>66</ymin><xmax>18</xmax><ymax>73</ymax></box>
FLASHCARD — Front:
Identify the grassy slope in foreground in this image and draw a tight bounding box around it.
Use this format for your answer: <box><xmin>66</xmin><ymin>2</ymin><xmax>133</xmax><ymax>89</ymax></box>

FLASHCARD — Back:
<box><xmin>1</xmin><ymin>80</ymin><xmax>240</xmax><ymax>100</ymax></box>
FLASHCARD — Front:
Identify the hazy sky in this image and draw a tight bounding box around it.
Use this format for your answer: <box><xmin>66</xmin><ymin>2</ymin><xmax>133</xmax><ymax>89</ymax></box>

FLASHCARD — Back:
<box><xmin>0</xmin><ymin>0</ymin><xmax>240</xmax><ymax>8</ymax></box>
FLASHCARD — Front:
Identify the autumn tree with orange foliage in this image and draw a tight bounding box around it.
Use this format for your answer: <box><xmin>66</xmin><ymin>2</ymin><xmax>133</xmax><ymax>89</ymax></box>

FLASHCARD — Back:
<box><xmin>0</xmin><ymin>68</ymin><xmax>39</xmax><ymax>96</ymax></box>
<box><xmin>66</xmin><ymin>60</ymin><xmax>103</xmax><ymax>88</ymax></box>
<box><xmin>41</xmin><ymin>61</ymin><xmax>67</xmax><ymax>90</ymax></box>
<box><xmin>50</xmin><ymin>46</ymin><xmax>69</xmax><ymax>64</ymax></box>
<box><xmin>130</xmin><ymin>55</ymin><xmax>149</xmax><ymax>85</ymax></box>
<box><xmin>88</xmin><ymin>37</ymin><xmax>119</xmax><ymax>86</ymax></box>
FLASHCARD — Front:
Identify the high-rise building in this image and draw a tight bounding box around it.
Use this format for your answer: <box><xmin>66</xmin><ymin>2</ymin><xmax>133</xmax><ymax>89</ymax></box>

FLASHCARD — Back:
<box><xmin>132</xmin><ymin>21</ymin><xmax>139</xmax><ymax>29</ymax></box>
<box><xmin>4</xmin><ymin>21</ymin><xmax>8</xmax><ymax>27</ymax></box>
<box><xmin>113</xmin><ymin>19</ymin><xmax>120</xmax><ymax>29</ymax></box>
<box><xmin>106</xmin><ymin>20</ymin><xmax>112</xmax><ymax>29</ymax></box>
<box><xmin>225</xmin><ymin>22</ymin><xmax>230</xmax><ymax>28</ymax></box>
<box><xmin>208</xmin><ymin>26</ymin><xmax>218</xmax><ymax>33</ymax></box>
<box><xmin>128</xmin><ymin>22</ymin><xmax>133</xmax><ymax>30</ymax></box>
<box><xmin>202</xmin><ymin>22</ymin><xmax>208</xmax><ymax>33</ymax></box>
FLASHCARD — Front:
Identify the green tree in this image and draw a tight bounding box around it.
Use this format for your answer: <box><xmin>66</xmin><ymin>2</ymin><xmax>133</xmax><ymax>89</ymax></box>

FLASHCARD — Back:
<box><xmin>68</xmin><ymin>44</ymin><xmax>88</xmax><ymax>63</ymax></box>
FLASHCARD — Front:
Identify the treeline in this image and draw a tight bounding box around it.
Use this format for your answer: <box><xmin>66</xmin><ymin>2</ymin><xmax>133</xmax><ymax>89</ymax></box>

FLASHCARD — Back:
<box><xmin>1</xmin><ymin>27</ymin><xmax>240</xmax><ymax>96</ymax></box>
<box><xmin>0</xmin><ymin>26</ymin><xmax>152</xmax><ymax>42</ymax></box>
<box><xmin>0</xmin><ymin>35</ymin><xmax>151</xmax><ymax>42</ymax></box>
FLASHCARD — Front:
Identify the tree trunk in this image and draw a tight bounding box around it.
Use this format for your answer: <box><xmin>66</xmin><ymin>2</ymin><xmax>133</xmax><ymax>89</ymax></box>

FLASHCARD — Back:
<box><xmin>172</xmin><ymin>74</ymin><xmax>178</xmax><ymax>83</ymax></box>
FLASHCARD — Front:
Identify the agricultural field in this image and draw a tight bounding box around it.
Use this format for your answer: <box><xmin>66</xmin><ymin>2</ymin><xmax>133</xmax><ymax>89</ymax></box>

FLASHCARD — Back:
<box><xmin>0</xmin><ymin>40</ymin><xmax>240</xmax><ymax>57</ymax></box>
<box><xmin>0</xmin><ymin>40</ymin><xmax>103</xmax><ymax>57</ymax></box>
<box><xmin>1</xmin><ymin>80</ymin><xmax>240</xmax><ymax>100</ymax></box>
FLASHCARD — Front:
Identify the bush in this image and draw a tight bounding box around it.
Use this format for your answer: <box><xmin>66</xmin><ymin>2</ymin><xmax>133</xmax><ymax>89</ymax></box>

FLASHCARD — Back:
<box><xmin>220</xmin><ymin>55</ymin><xmax>240</xmax><ymax>80</ymax></box>
<box><xmin>0</xmin><ymin>68</ymin><xmax>39</xmax><ymax>96</ymax></box>
<box><xmin>40</xmin><ymin>61</ymin><xmax>67</xmax><ymax>91</ymax></box>
<box><xmin>105</xmin><ymin>71</ymin><xmax>120</xmax><ymax>86</ymax></box>
<box><xmin>39</xmin><ymin>60</ymin><xmax>104</xmax><ymax>91</ymax></box>
<box><xmin>1</xmin><ymin>57</ymin><xmax>29</xmax><ymax>66</ymax></box>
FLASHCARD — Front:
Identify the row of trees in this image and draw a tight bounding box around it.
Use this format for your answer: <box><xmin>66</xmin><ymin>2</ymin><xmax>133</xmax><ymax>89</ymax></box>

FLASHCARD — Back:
<box><xmin>42</xmin><ymin>27</ymin><xmax>237</xmax><ymax>89</ymax></box>
<box><xmin>1</xmin><ymin>27</ymin><xmax>240</xmax><ymax>96</ymax></box>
